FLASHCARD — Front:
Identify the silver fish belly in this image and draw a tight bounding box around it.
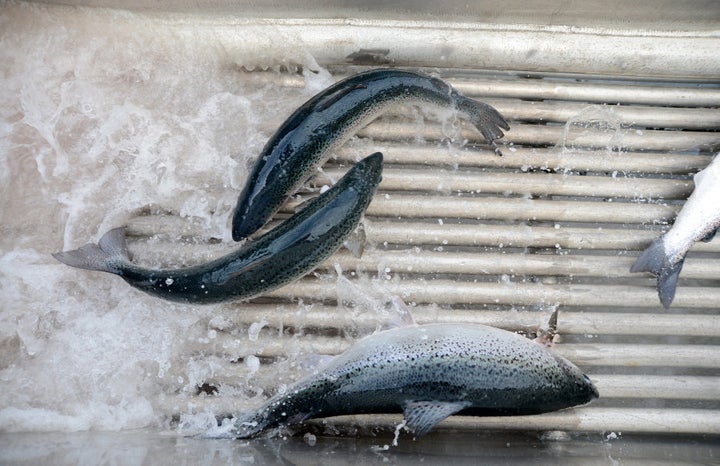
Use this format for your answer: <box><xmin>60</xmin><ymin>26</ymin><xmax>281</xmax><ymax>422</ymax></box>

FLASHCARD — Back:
<box><xmin>53</xmin><ymin>153</ymin><xmax>384</xmax><ymax>304</ymax></box>
<box><xmin>631</xmin><ymin>154</ymin><xmax>720</xmax><ymax>308</ymax></box>
<box><xmin>228</xmin><ymin>323</ymin><xmax>598</xmax><ymax>439</ymax></box>
<box><xmin>231</xmin><ymin>68</ymin><xmax>510</xmax><ymax>241</ymax></box>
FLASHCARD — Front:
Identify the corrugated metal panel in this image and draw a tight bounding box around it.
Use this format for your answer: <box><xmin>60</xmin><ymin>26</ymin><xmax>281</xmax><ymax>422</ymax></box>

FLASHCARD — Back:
<box><xmin>124</xmin><ymin>61</ymin><xmax>720</xmax><ymax>438</ymax></box>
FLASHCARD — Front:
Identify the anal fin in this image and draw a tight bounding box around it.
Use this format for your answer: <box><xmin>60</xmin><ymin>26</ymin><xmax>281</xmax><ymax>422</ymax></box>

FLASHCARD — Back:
<box><xmin>402</xmin><ymin>400</ymin><xmax>469</xmax><ymax>437</ymax></box>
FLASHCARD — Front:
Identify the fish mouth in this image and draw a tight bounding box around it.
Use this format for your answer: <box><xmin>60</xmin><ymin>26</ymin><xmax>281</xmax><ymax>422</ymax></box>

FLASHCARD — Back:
<box><xmin>356</xmin><ymin>151</ymin><xmax>384</xmax><ymax>173</ymax></box>
<box><xmin>583</xmin><ymin>374</ymin><xmax>600</xmax><ymax>400</ymax></box>
<box><xmin>551</xmin><ymin>352</ymin><xmax>599</xmax><ymax>402</ymax></box>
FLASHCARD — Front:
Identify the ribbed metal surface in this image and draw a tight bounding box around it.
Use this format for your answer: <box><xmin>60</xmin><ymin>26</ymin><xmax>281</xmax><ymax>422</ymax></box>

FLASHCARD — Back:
<box><xmin>127</xmin><ymin>65</ymin><xmax>720</xmax><ymax>437</ymax></box>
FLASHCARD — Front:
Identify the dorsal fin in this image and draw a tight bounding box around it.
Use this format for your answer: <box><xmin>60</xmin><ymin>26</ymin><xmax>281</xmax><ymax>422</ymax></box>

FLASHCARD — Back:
<box><xmin>535</xmin><ymin>309</ymin><xmax>559</xmax><ymax>347</ymax></box>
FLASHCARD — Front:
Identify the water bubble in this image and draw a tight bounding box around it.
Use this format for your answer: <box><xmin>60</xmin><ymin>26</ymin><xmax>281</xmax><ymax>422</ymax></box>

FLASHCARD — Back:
<box><xmin>248</xmin><ymin>319</ymin><xmax>268</xmax><ymax>342</ymax></box>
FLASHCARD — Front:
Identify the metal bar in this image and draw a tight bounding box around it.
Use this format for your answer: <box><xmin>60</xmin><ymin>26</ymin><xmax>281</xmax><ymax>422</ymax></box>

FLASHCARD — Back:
<box><xmin>592</xmin><ymin>375</ymin><xmax>720</xmax><ymax>400</ymax></box>
<box><xmin>360</xmin><ymin>194</ymin><xmax>679</xmax><ymax>224</ymax></box>
<box><xmin>453</xmin><ymin>77</ymin><xmax>720</xmax><ymax>106</ymax></box>
<box><xmin>483</xmin><ymin>98</ymin><xmax>720</xmax><ymax>130</ymax></box>
<box><xmin>219</xmin><ymin>306</ymin><xmax>720</xmax><ymax>338</ymax></box>
<box><xmin>315</xmin><ymin>250</ymin><xmax>720</xmax><ymax>280</ymax></box>
<box><xmin>166</xmin><ymin>18</ymin><xmax>720</xmax><ymax>79</ymax></box>
<box><xmin>189</xmin><ymin>302</ymin><xmax>717</xmax><ymax>336</ymax></box>
<box><xmin>319</xmin><ymin>167</ymin><xmax>695</xmax><ymax>200</ymax></box>
<box><xmin>126</xmin><ymin>216</ymin><xmax>720</xmax><ymax>252</ymax></box>
<box><xmin>336</xmin><ymin>143</ymin><xmax>714</xmax><ymax>175</ymax></box>
<box><xmin>360</xmin><ymin>221</ymin><xmax>720</xmax><ymax>252</ymax></box>
<box><xmin>190</xmin><ymin>304</ymin><xmax>720</xmax><ymax>340</ymax></box>
<box><xmin>559</xmin><ymin>312</ymin><xmax>720</xmax><ymax>337</ymax></box>
<box><xmin>555</xmin><ymin>344</ymin><xmax>720</xmax><ymax>368</ymax></box>
<box><xmin>310</xmin><ymin>408</ymin><xmax>720</xmax><ymax>434</ymax></box>
<box><xmin>269</xmin><ymin>279</ymin><xmax>720</xmax><ymax>308</ymax></box>
<box><xmin>356</xmin><ymin>121</ymin><xmax>720</xmax><ymax>152</ymax></box>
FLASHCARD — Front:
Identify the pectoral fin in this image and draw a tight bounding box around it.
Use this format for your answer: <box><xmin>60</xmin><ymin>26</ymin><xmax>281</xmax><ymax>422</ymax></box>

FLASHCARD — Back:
<box><xmin>402</xmin><ymin>400</ymin><xmax>469</xmax><ymax>437</ymax></box>
<box><xmin>211</xmin><ymin>250</ymin><xmax>274</xmax><ymax>284</ymax></box>
<box><xmin>701</xmin><ymin>227</ymin><xmax>718</xmax><ymax>243</ymax></box>
<box><xmin>342</xmin><ymin>224</ymin><xmax>366</xmax><ymax>258</ymax></box>
<box><xmin>388</xmin><ymin>296</ymin><xmax>416</xmax><ymax>327</ymax></box>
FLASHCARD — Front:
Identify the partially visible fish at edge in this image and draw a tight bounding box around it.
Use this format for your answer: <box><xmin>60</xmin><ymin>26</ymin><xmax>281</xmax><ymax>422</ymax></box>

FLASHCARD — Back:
<box><xmin>219</xmin><ymin>322</ymin><xmax>598</xmax><ymax>439</ymax></box>
<box><xmin>231</xmin><ymin>68</ymin><xmax>510</xmax><ymax>241</ymax></box>
<box><xmin>631</xmin><ymin>154</ymin><xmax>720</xmax><ymax>308</ymax></box>
<box><xmin>52</xmin><ymin>152</ymin><xmax>384</xmax><ymax>304</ymax></box>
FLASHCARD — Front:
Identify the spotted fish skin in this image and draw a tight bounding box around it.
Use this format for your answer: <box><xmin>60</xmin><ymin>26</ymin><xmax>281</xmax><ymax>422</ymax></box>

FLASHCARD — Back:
<box><xmin>229</xmin><ymin>323</ymin><xmax>598</xmax><ymax>438</ymax></box>
<box><xmin>53</xmin><ymin>153</ymin><xmax>383</xmax><ymax>304</ymax></box>
<box><xmin>231</xmin><ymin>68</ymin><xmax>509</xmax><ymax>240</ymax></box>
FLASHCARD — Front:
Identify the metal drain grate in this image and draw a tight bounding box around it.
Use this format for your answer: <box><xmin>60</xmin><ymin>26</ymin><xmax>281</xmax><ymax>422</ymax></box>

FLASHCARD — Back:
<box><xmin>125</xmin><ymin>64</ymin><xmax>720</xmax><ymax>437</ymax></box>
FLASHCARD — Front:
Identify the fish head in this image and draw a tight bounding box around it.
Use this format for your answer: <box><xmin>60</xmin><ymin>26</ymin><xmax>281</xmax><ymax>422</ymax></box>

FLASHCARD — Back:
<box><xmin>549</xmin><ymin>351</ymin><xmax>599</xmax><ymax>407</ymax></box>
<box><xmin>345</xmin><ymin>152</ymin><xmax>383</xmax><ymax>188</ymax></box>
<box><xmin>232</xmin><ymin>184</ymin><xmax>283</xmax><ymax>241</ymax></box>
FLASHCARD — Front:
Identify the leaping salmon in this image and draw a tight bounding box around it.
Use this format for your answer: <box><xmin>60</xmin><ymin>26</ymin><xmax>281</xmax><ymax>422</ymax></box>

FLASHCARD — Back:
<box><xmin>53</xmin><ymin>153</ymin><xmax>384</xmax><ymax>304</ymax></box>
<box><xmin>231</xmin><ymin>69</ymin><xmax>509</xmax><ymax>241</ymax></box>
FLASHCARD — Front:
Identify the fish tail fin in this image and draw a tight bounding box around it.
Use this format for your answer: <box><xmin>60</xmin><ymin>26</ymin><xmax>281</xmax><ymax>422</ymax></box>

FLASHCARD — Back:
<box><xmin>630</xmin><ymin>237</ymin><xmax>684</xmax><ymax>309</ymax></box>
<box><xmin>656</xmin><ymin>260</ymin><xmax>684</xmax><ymax>309</ymax></box>
<box><xmin>52</xmin><ymin>227</ymin><xmax>129</xmax><ymax>274</ymax></box>
<box><xmin>454</xmin><ymin>94</ymin><xmax>510</xmax><ymax>156</ymax></box>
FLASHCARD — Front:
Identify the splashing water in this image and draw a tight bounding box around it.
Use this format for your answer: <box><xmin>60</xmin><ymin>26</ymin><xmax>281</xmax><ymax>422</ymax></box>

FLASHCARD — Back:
<box><xmin>0</xmin><ymin>3</ymin><xmax>342</xmax><ymax>433</ymax></box>
<box><xmin>557</xmin><ymin>105</ymin><xmax>627</xmax><ymax>172</ymax></box>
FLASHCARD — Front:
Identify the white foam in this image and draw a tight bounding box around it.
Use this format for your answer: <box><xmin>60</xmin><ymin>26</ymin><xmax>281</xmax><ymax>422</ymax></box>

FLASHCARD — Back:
<box><xmin>0</xmin><ymin>2</ymin><xmax>335</xmax><ymax>433</ymax></box>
